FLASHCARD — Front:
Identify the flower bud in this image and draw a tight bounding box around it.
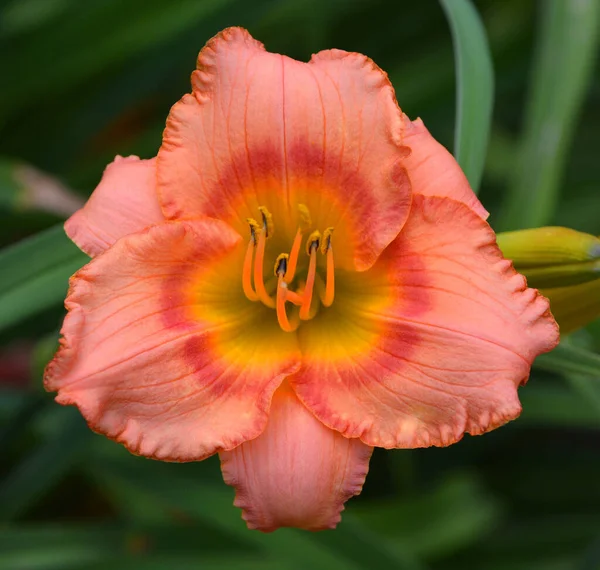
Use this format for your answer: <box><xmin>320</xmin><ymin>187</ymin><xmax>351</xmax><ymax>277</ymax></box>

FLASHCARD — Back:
<box><xmin>497</xmin><ymin>227</ymin><xmax>600</xmax><ymax>289</ymax></box>
<box><xmin>541</xmin><ymin>279</ymin><xmax>600</xmax><ymax>336</ymax></box>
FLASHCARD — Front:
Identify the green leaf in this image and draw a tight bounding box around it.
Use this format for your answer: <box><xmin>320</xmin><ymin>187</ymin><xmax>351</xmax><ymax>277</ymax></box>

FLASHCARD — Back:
<box><xmin>498</xmin><ymin>0</ymin><xmax>600</xmax><ymax>230</ymax></box>
<box><xmin>0</xmin><ymin>0</ymin><xmax>239</xmax><ymax>122</ymax></box>
<box><xmin>0</xmin><ymin>526</ymin><xmax>124</xmax><ymax>570</ymax></box>
<box><xmin>90</xmin><ymin>452</ymin><xmax>423</xmax><ymax>570</ymax></box>
<box><xmin>0</xmin><ymin>393</ymin><xmax>47</xmax><ymax>454</ymax></box>
<box><xmin>519</xmin><ymin>383</ymin><xmax>600</xmax><ymax>428</ymax></box>
<box><xmin>534</xmin><ymin>343</ymin><xmax>600</xmax><ymax>378</ymax></box>
<box><xmin>0</xmin><ymin>158</ymin><xmax>22</xmax><ymax>209</ymax></box>
<box><xmin>565</xmin><ymin>374</ymin><xmax>600</xmax><ymax>416</ymax></box>
<box><xmin>353</xmin><ymin>472</ymin><xmax>501</xmax><ymax>561</ymax></box>
<box><xmin>0</xmin><ymin>524</ymin><xmax>272</xmax><ymax>570</ymax></box>
<box><xmin>439</xmin><ymin>0</ymin><xmax>494</xmax><ymax>193</ymax></box>
<box><xmin>0</xmin><ymin>224</ymin><xmax>88</xmax><ymax>333</ymax></box>
<box><xmin>0</xmin><ymin>408</ymin><xmax>92</xmax><ymax>521</ymax></box>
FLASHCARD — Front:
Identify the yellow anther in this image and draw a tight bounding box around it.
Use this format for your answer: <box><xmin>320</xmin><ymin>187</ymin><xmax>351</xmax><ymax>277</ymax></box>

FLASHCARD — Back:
<box><xmin>305</xmin><ymin>230</ymin><xmax>321</xmax><ymax>256</ymax></box>
<box><xmin>321</xmin><ymin>227</ymin><xmax>334</xmax><ymax>254</ymax></box>
<box><xmin>258</xmin><ymin>206</ymin><xmax>274</xmax><ymax>238</ymax></box>
<box><xmin>274</xmin><ymin>253</ymin><xmax>289</xmax><ymax>277</ymax></box>
<box><xmin>246</xmin><ymin>218</ymin><xmax>261</xmax><ymax>243</ymax></box>
<box><xmin>297</xmin><ymin>204</ymin><xmax>312</xmax><ymax>231</ymax></box>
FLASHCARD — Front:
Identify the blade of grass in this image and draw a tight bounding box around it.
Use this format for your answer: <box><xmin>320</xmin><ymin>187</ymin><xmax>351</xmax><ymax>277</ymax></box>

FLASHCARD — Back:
<box><xmin>498</xmin><ymin>0</ymin><xmax>599</xmax><ymax>230</ymax></box>
<box><xmin>439</xmin><ymin>0</ymin><xmax>494</xmax><ymax>193</ymax></box>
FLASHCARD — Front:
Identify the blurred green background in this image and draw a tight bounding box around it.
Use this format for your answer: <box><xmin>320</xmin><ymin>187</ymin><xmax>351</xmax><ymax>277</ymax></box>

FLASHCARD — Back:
<box><xmin>1</xmin><ymin>0</ymin><xmax>599</xmax><ymax>569</ymax></box>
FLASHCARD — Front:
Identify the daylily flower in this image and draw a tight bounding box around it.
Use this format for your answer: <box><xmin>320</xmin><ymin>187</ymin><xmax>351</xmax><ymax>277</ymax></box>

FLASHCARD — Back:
<box><xmin>44</xmin><ymin>28</ymin><xmax>559</xmax><ymax>532</ymax></box>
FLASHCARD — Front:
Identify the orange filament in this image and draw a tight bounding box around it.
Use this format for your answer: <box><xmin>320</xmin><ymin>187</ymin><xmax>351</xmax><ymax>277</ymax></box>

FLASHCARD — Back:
<box><xmin>242</xmin><ymin>205</ymin><xmax>335</xmax><ymax>331</ymax></box>
<box><xmin>284</xmin><ymin>204</ymin><xmax>311</xmax><ymax>282</ymax></box>
<box><xmin>321</xmin><ymin>245</ymin><xmax>335</xmax><ymax>307</ymax></box>
<box><xmin>242</xmin><ymin>239</ymin><xmax>258</xmax><ymax>301</ymax></box>
<box><xmin>242</xmin><ymin>218</ymin><xmax>261</xmax><ymax>302</ymax></box>
<box><xmin>276</xmin><ymin>277</ymin><xmax>300</xmax><ymax>332</ymax></box>
<box><xmin>284</xmin><ymin>229</ymin><xmax>303</xmax><ymax>282</ymax></box>
<box><xmin>274</xmin><ymin>254</ymin><xmax>299</xmax><ymax>332</ymax></box>
<box><xmin>253</xmin><ymin>228</ymin><xmax>275</xmax><ymax>308</ymax></box>
<box><xmin>285</xmin><ymin>289</ymin><xmax>304</xmax><ymax>306</ymax></box>
<box><xmin>299</xmin><ymin>231</ymin><xmax>321</xmax><ymax>320</ymax></box>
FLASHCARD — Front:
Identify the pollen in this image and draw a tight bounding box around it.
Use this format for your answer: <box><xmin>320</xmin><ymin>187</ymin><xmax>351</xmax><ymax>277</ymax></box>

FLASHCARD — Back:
<box><xmin>305</xmin><ymin>230</ymin><xmax>321</xmax><ymax>255</ymax></box>
<box><xmin>321</xmin><ymin>227</ymin><xmax>334</xmax><ymax>254</ymax></box>
<box><xmin>297</xmin><ymin>203</ymin><xmax>312</xmax><ymax>231</ymax></box>
<box><xmin>274</xmin><ymin>253</ymin><xmax>289</xmax><ymax>276</ymax></box>
<box><xmin>258</xmin><ymin>206</ymin><xmax>274</xmax><ymax>238</ymax></box>
<box><xmin>242</xmin><ymin>206</ymin><xmax>335</xmax><ymax>332</ymax></box>
<box><xmin>246</xmin><ymin>218</ymin><xmax>261</xmax><ymax>243</ymax></box>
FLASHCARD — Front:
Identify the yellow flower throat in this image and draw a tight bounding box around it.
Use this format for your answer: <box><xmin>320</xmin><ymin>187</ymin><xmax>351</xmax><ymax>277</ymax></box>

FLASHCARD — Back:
<box><xmin>242</xmin><ymin>205</ymin><xmax>335</xmax><ymax>332</ymax></box>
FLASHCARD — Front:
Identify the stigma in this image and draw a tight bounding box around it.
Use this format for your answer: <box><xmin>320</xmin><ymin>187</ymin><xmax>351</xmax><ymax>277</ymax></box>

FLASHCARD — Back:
<box><xmin>242</xmin><ymin>205</ymin><xmax>335</xmax><ymax>332</ymax></box>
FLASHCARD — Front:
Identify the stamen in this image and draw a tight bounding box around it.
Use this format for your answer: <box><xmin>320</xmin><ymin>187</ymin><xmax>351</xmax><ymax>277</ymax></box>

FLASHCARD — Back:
<box><xmin>321</xmin><ymin>227</ymin><xmax>335</xmax><ymax>307</ymax></box>
<box><xmin>242</xmin><ymin>219</ymin><xmax>261</xmax><ymax>302</ymax></box>
<box><xmin>299</xmin><ymin>231</ymin><xmax>321</xmax><ymax>320</ymax></box>
<box><xmin>253</xmin><ymin>228</ymin><xmax>276</xmax><ymax>308</ymax></box>
<box><xmin>242</xmin><ymin>205</ymin><xmax>335</xmax><ymax>326</ymax></box>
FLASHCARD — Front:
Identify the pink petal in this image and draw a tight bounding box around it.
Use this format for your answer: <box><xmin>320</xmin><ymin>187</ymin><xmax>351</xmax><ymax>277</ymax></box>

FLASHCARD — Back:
<box><xmin>220</xmin><ymin>382</ymin><xmax>373</xmax><ymax>531</ymax></box>
<box><xmin>45</xmin><ymin>218</ymin><xmax>300</xmax><ymax>461</ymax></box>
<box><xmin>157</xmin><ymin>27</ymin><xmax>412</xmax><ymax>271</ymax></box>
<box><xmin>65</xmin><ymin>155</ymin><xmax>164</xmax><ymax>257</ymax></box>
<box><xmin>401</xmin><ymin>117</ymin><xmax>489</xmax><ymax>220</ymax></box>
<box><xmin>291</xmin><ymin>195</ymin><xmax>559</xmax><ymax>448</ymax></box>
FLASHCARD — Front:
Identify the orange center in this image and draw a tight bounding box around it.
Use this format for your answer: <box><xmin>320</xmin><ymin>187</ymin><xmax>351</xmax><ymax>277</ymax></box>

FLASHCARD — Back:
<box><xmin>242</xmin><ymin>205</ymin><xmax>335</xmax><ymax>332</ymax></box>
